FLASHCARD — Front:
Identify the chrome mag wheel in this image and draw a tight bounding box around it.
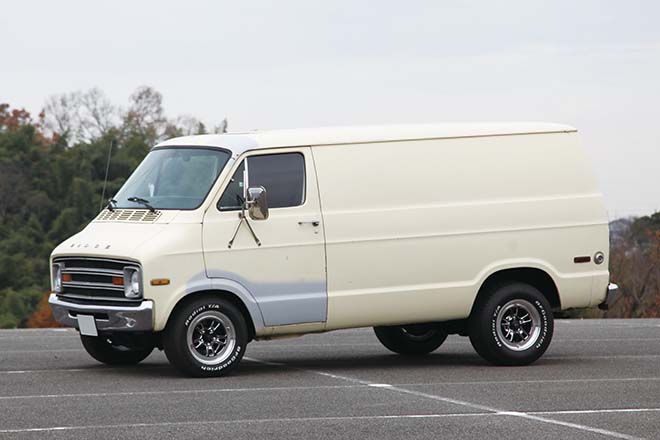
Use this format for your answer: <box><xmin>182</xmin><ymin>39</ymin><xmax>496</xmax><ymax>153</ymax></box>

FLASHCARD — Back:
<box><xmin>495</xmin><ymin>299</ymin><xmax>542</xmax><ymax>351</ymax></box>
<box><xmin>186</xmin><ymin>310</ymin><xmax>236</xmax><ymax>365</ymax></box>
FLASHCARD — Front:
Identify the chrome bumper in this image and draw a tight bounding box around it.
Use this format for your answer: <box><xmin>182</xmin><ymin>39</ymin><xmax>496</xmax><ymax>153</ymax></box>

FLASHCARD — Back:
<box><xmin>598</xmin><ymin>283</ymin><xmax>619</xmax><ymax>311</ymax></box>
<box><xmin>48</xmin><ymin>294</ymin><xmax>154</xmax><ymax>332</ymax></box>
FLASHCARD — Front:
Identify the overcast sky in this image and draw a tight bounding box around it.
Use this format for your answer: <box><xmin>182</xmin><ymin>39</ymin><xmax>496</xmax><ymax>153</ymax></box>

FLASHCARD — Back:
<box><xmin>2</xmin><ymin>1</ymin><xmax>659</xmax><ymax>217</ymax></box>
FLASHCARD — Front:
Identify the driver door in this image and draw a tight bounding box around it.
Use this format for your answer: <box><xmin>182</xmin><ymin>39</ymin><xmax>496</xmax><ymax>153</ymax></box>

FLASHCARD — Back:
<box><xmin>202</xmin><ymin>147</ymin><xmax>327</xmax><ymax>326</ymax></box>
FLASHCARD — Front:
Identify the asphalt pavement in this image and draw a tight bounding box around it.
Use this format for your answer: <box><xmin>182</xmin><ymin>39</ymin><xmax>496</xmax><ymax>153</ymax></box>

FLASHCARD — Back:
<box><xmin>0</xmin><ymin>319</ymin><xmax>659</xmax><ymax>439</ymax></box>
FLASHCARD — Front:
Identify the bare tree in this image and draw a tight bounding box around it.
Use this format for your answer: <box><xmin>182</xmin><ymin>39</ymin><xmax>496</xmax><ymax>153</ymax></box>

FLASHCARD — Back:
<box><xmin>173</xmin><ymin>115</ymin><xmax>208</xmax><ymax>136</ymax></box>
<box><xmin>122</xmin><ymin>86</ymin><xmax>167</xmax><ymax>141</ymax></box>
<box><xmin>43</xmin><ymin>92</ymin><xmax>79</xmax><ymax>139</ymax></box>
<box><xmin>78</xmin><ymin>88</ymin><xmax>118</xmax><ymax>138</ymax></box>
<box><xmin>43</xmin><ymin>85</ymin><xmax>228</xmax><ymax>145</ymax></box>
<box><xmin>43</xmin><ymin>88</ymin><xmax>118</xmax><ymax>144</ymax></box>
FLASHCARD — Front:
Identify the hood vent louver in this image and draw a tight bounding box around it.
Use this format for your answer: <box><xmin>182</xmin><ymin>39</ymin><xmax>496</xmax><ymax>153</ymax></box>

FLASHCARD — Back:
<box><xmin>95</xmin><ymin>209</ymin><xmax>161</xmax><ymax>223</ymax></box>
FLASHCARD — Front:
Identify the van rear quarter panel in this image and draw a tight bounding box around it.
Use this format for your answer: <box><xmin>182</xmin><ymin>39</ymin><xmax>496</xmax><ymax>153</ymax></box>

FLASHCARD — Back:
<box><xmin>312</xmin><ymin>132</ymin><xmax>609</xmax><ymax>330</ymax></box>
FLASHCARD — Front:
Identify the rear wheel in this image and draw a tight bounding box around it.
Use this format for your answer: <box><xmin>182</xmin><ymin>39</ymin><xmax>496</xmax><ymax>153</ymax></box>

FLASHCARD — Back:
<box><xmin>469</xmin><ymin>282</ymin><xmax>553</xmax><ymax>366</ymax></box>
<box><xmin>80</xmin><ymin>334</ymin><xmax>154</xmax><ymax>365</ymax></box>
<box><xmin>163</xmin><ymin>296</ymin><xmax>248</xmax><ymax>377</ymax></box>
<box><xmin>374</xmin><ymin>323</ymin><xmax>448</xmax><ymax>355</ymax></box>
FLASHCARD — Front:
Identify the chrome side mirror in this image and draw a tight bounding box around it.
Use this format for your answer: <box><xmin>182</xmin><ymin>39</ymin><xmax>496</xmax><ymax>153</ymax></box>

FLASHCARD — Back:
<box><xmin>247</xmin><ymin>186</ymin><xmax>269</xmax><ymax>220</ymax></box>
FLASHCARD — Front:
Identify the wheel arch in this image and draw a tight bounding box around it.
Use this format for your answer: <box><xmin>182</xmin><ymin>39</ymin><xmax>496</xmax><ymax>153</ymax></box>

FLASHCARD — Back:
<box><xmin>471</xmin><ymin>267</ymin><xmax>561</xmax><ymax>316</ymax></box>
<box><xmin>165</xmin><ymin>289</ymin><xmax>261</xmax><ymax>341</ymax></box>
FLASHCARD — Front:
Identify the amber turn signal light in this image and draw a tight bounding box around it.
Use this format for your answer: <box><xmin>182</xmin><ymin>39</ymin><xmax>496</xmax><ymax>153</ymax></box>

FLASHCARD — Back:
<box><xmin>112</xmin><ymin>276</ymin><xmax>124</xmax><ymax>286</ymax></box>
<box><xmin>150</xmin><ymin>278</ymin><xmax>170</xmax><ymax>286</ymax></box>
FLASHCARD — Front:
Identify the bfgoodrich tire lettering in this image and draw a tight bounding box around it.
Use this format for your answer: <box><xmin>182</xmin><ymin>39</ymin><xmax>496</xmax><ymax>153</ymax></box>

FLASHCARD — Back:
<box><xmin>469</xmin><ymin>282</ymin><xmax>553</xmax><ymax>366</ymax></box>
<box><xmin>164</xmin><ymin>296</ymin><xmax>248</xmax><ymax>377</ymax></box>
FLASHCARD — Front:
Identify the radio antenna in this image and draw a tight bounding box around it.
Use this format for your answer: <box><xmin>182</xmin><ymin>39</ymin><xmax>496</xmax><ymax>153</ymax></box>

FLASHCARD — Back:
<box><xmin>99</xmin><ymin>139</ymin><xmax>115</xmax><ymax>212</ymax></box>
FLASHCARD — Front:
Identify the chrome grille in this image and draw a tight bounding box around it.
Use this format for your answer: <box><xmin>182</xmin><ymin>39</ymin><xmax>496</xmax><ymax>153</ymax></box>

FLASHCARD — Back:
<box><xmin>95</xmin><ymin>209</ymin><xmax>161</xmax><ymax>223</ymax></box>
<box><xmin>54</xmin><ymin>257</ymin><xmax>139</xmax><ymax>303</ymax></box>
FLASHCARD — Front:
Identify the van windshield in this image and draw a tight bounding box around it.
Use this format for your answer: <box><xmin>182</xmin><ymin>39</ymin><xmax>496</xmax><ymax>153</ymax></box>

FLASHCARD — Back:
<box><xmin>114</xmin><ymin>147</ymin><xmax>231</xmax><ymax>210</ymax></box>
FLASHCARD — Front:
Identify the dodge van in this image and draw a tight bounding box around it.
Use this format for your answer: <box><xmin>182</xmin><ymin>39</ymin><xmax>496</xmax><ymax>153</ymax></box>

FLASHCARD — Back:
<box><xmin>49</xmin><ymin>123</ymin><xmax>616</xmax><ymax>377</ymax></box>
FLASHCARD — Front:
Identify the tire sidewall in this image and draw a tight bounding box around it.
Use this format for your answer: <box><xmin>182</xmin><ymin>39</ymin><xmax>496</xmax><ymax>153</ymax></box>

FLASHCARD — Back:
<box><xmin>169</xmin><ymin>298</ymin><xmax>247</xmax><ymax>377</ymax></box>
<box><xmin>482</xmin><ymin>284</ymin><xmax>553</xmax><ymax>364</ymax></box>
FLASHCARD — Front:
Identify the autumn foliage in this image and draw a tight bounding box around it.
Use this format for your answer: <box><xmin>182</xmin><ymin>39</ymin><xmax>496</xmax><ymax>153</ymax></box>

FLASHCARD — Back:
<box><xmin>606</xmin><ymin>226</ymin><xmax>660</xmax><ymax>317</ymax></box>
<box><xmin>26</xmin><ymin>292</ymin><xmax>63</xmax><ymax>328</ymax></box>
<box><xmin>0</xmin><ymin>103</ymin><xmax>35</xmax><ymax>132</ymax></box>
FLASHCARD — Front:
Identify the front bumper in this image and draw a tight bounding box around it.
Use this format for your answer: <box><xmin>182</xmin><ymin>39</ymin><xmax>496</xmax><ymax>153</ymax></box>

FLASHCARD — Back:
<box><xmin>598</xmin><ymin>283</ymin><xmax>619</xmax><ymax>311</ymax></box>
<box><xmin>48</xmin><ymin>294</ymin><xmax>154</xmax><ymax>332</ymax></box>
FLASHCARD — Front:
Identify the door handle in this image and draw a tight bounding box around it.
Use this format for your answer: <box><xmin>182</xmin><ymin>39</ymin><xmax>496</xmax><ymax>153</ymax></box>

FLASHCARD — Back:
<box><xmin>298</xmin><ymin>220</ymin><xmax>320</xmax><ymax>227</ymax></box>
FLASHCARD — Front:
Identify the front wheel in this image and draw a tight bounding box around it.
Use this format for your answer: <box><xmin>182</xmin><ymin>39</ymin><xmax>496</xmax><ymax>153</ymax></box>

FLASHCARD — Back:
<box><xmin>374</xmin><ymin>323</ymin><xmax>448</xmax><ymax>355</ymax></box>
<box><xmin>468</xmin><ymin>282</ymin><xmax>553</xmax><ymax>366</ymax></box>
<box><xmin>80</xmin><ymin>334</ymin><xmax>154</xmax><ymax>365</ymax></box>
<box><xmin>163</xmin><ymin>296</ymin><xmax>248</xmax><ymax>377</ymax></box>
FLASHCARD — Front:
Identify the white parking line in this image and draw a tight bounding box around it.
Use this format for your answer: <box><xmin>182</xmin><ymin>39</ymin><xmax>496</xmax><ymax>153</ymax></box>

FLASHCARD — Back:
<box><xmin>0</xmin><ymin>366</ymin><xmax>172</xmax><ymax>375</ymax></box>
<box><xmin>398</xmin><ymin>376</ymin><xmax>660</xmax><ymax>387</ymax></box>
<box><xmin>0</xmin><ymin>368</ymin><xmax>88</xmax><ymax>375</ymax></box>
<box><xmin>531</xmin><ymin>408</ymin><xmax>660</xmax><ymax>416</ymax></box>
<box><xmin>0</xmin><ymin>384</ymin><xmax>363</xmax><ymax>401</ymax></box>
<box><xmin>545</xmin><ymin>354</ymin><xmax>660</xmax><ymax>360</ymax></box>
<box><xmin>0</xmin><ymin>413</ymin><xmax>491</xmax><ymax>434</ymax></box>
<box><xmin>1</xmin><ymin>408</ymin><xmax>657</xmax><ymax>435</ymax></box>
<box><xmin>245</xmin><ymin>357</ymin><xmax>643</xmax><ymax>440</ymax></box>
<box><xmin>517</xmin><ymin>413</ymin><xmax>642</xmax><ymax>439</ymax></box>
<box><xmin>555</xmin><ymin>338</ymin><xmax>660</xmax><ymax>342</ymax></box>
<box><xmin>555</xmin><ymin>321</ymin><xmax>660</xmax><ymax>328</ymax></box>
<box><xmin>1</xmin><ymin>376</ymin><xmax>658</xmax><ymax>401</ymax></box>
<box><xmin>0</xmin><ymin>408</ymin><xmax>660</xmax><ymax>440</ymax></box>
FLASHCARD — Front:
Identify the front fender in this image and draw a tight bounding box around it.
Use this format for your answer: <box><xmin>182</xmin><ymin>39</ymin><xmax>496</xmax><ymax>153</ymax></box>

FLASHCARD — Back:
<box><xmin>154</xmin><ymin>276</ymin><xmax>266</xmax><ymax>333</ymax></box>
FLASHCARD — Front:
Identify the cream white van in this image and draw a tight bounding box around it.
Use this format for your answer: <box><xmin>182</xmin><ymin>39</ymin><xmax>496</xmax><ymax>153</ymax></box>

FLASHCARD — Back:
<box><xmin>49</xmin><ymin>123</ymin><xmax>615</xmax><ymax>377</ymax></box>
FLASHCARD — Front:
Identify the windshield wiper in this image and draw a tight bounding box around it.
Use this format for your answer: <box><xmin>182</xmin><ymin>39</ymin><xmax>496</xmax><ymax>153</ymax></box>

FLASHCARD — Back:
<box><xmin>106</xmin><ymin>198</ymin><xmax>117</xmax><ymax>212</ymax></box>
<box><xmin>127</xmin><ymin>196</ymin><xmax>157</xmax><ymax>213</ymax></box>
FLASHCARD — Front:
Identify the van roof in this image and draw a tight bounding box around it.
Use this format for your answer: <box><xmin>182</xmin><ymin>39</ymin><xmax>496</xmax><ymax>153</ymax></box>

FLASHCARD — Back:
<box><xmin>155</xmin><ymin>122</ymin><xmax>577</xmax><ymax>155</ymax></box>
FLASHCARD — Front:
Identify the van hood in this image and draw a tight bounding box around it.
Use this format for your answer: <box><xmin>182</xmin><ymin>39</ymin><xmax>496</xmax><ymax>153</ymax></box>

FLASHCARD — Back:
<box><xmin>52</xmin><ymin>221</ymin><xmax>169</xmax><ymax>261</ymax></box>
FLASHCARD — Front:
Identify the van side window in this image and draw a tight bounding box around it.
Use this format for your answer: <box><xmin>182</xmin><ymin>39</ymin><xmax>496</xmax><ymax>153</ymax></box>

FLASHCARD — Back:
<box><xmin>217</xmin><ymin>153</ymin><xmax>305</xmax><ymax>211</ymax></box>
<box><xmin>249</xmin><ymin>153</ymin><xmax>305</xmax><ymax>208</ymax></box>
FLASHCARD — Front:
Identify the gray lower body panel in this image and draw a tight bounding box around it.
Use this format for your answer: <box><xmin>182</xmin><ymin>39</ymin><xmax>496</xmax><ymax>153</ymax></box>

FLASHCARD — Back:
<box><xmin>207</xmin><ymin>270</ymin><xmax>327</xmax><ymax>326</ymax></box>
